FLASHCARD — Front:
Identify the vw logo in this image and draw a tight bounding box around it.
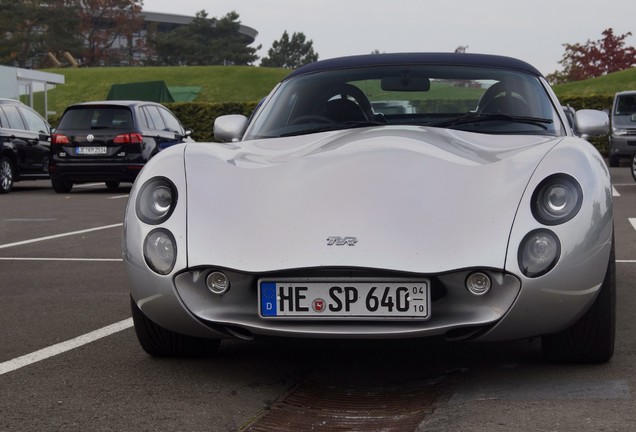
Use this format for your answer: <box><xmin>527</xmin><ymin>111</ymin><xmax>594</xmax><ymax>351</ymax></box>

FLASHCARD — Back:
<box><xmin>86</xmin><ymin>134</ymin><xmax>94</xmax><ymax>142</ymax></box>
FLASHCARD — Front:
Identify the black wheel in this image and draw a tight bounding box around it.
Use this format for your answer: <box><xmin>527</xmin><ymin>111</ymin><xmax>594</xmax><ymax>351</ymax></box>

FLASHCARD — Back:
<box><xmin>631</xmin><ymin>154</ymin><xmax>636</xmax><ymax>183</ymax></box>
<box><xmin>105</xmin><ymin>180</ymin><xmax>120</xmax><ymax>191</ymax></box>
<box><xmin>130</xmin><ymin>296</ymin><xmax>220</xmax><ymax>357</ymax></box>
<box><xmin>608</xmin><ymin>155</ymin><xmax>619</xmax><ymax>167</ymax></box>
<box><xmin>542</xmin><ymin>240</ymin><xmax>615</xmax><ymax>363</ymax></box>
<box><xmin>51</xmin><ymin>176</ymin><xmax>73</xmax><ymax>193</ymax></box>
<box><xmin>0</xmin><ymin>156</ymin><xmax>15</xmax><ymax>194</ymax></box>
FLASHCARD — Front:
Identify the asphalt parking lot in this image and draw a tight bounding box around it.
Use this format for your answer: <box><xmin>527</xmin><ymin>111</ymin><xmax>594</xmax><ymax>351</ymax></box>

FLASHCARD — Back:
<box><xmin>1</xmin><ymin>167</ymin><xmax>636</xmax><ymax>432</ymax></box>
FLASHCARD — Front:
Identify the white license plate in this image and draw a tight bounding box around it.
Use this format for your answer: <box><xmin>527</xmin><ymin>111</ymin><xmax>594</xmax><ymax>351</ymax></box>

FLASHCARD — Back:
<box><xmin>77</xmin><ymin>146</ymin><xmax>107</xmax><ymax>155</ymax></box>
<box><xmin>258</xmin><ymin>278</ymin><xmax>430</xmax><ymax>319</ymax></box>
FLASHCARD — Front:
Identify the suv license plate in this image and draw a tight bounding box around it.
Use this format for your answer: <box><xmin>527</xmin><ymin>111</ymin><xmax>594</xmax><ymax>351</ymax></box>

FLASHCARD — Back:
<box><xmin>77</xmin><ymin>146</ymin><xmax>107</xmax><ymax>155</ymax></box>
<box><xmin>258</xmin><ymin>279</ymin><xmax>430</xmax><ymax>319</ymax></box>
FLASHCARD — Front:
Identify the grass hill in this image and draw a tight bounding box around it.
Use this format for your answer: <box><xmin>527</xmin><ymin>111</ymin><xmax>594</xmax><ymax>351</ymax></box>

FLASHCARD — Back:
<box><xmin>41</xmin><ymin>65</ymin><xmax>636</xmax><ymax>116</ymax></box>
<box><xmin>552</xmin><ymin>67</ymin><xmax>636</xmax><ymax>98</ymax></box>
<box><xmin>42</xmin><ymin>65</ymin><xmax>289</xmax><ymax>115</ymax></box>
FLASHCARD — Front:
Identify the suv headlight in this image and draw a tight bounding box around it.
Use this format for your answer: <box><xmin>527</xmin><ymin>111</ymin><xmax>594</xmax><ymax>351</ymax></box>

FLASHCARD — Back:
<box><xmin>136</xmin><ymin>177</ymin><xmax>177</xmax><ymax>225</ymax></box>
<box><xmin>531</xmin><ymin>174</ymin><xmax>582</xmax><ymax>226</ymax></box>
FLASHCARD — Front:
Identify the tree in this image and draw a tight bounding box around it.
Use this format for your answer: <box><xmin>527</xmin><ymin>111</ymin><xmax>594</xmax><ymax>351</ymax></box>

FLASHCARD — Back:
<box><xmin>260</xmin><ymin>31</ymin><xmax>318</xmax><ymax>69</ymax></box>
<box><xmin>75</xmin><ymin>0</ymin><xmax>144</xmax><ymax>66</ymax></box>
<box><xmin>149</xmin><ymin>10</ymin><xmax>260</xmax><ymax>66</ymax></box>
<box><xmin>0</xmin><ymin>0</ymin><xmax>81</xmax><ymax>68</ymax></box>
<box><xmin>547</xmin><ymin>28</ymin><xmax>636</xmax><ymax>84</ymax></box>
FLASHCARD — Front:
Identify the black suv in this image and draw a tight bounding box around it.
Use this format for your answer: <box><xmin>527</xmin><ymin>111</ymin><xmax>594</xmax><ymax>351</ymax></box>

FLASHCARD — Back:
<box><xmin>50</xmin><ymin>100</ymin><xmax>192</xmax><ymax>193</ymax></box>
<box><xmin>0</xmin><ymin>98</ymin><xmax>51</xmax><ymax>194</ymax></box>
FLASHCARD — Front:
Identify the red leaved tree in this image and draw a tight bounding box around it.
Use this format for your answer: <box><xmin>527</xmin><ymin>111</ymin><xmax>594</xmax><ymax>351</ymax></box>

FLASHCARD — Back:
<box><xmin>547</xmin><ymin>28</ymin><xmax>636</xmax><ymax>84</ymax></box>
<box><xmin>75</xmin><ymin>0</ymin><xmax>144</xmax><ymax>66</ymax></box>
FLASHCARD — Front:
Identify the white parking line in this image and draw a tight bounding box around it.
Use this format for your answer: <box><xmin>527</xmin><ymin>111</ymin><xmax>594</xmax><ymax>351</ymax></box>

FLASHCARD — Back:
<box><xmin>108</xmin><ymin>195</ymin><xmax>129</xmax><ymax>200</ymax></box>
<box><xmin>0</xmin><ymin>223</ymin><xmax>123</xmax><ymax>250</ymax></box>
<box><xmin>0</xmin><ymin>257</ymin><xmax>122</xmax><ymax>262</ymax></box>
<box><xmin>629</xmin><ymin>219</ymin><xmax>636</xmax><ymax>232</ymax></box>
<box><xmin>73</xmin><ymin>183</ymin><xmax>104</xmax><ymax>189</ymax></box>
<box><xmin>613</xmin><ymin>186</ymin><xmax>620</xmax><ymax>197</ymax></box>
<box><xmin>0</xmin><ymin>319</ymin><xmax>133</xmax><ymax>376</ymax></box>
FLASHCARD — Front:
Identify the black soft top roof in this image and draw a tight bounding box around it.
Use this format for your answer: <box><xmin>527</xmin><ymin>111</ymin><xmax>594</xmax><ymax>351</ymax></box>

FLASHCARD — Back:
<box><xmin>285</xmin><ymin>52</ymin><xmax>543</xmax><ymax>80</ymax></box>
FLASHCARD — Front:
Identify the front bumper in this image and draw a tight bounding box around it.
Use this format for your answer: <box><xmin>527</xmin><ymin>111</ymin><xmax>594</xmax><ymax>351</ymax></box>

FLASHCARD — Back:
<box><xmin>609</xmin><ymin>134</ymin><xmax>636</xmax><ymax>158</ymax></box>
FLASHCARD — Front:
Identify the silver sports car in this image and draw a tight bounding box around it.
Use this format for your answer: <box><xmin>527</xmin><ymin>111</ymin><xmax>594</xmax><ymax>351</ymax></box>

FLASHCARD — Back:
<box><xmin>124</xmin><ymin>53</ymin><xmax>614</xmax><ymax>363</ymax></box>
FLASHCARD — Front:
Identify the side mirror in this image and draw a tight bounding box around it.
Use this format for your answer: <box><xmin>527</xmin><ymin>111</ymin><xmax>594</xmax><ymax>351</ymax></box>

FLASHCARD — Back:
<box><xmin>631</xmin><ymin>113</ymin><xmax>636</xmax><ymax>122</ymax></box>
<box><xmin>575</xmin><ymin>109</ymin><xmax>609</xmax><ymax>137</ymax></box>
<box><xmin>214</xmin><ymin>115</ymin><xmax>248</xmax><ymax>142</ymax></box>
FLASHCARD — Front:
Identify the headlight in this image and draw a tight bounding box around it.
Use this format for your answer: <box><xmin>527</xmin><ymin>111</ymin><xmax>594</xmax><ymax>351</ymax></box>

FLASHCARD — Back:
<box><xmin>143</xmin><ymin>229</ymin><xmax>177</xmax><ymax>275</ymax></box>
<box><xmin>136</xmin><ymin>177</ymin><xmax>177</xmax><ymax>225</ymax></box>
<box><xmin>531</xmin><ymin>174</ymin><xmax>582</xmax><ymax>225</ymax></box>
<box><xmin>612</xmin><ymin>128</ymin><xmax>627</xmax><ymax>136</ymax></box>
<box><xmin>518</xmin><ymin>229</ymin><xmax>560</xmax><ymax>278</ymax></box>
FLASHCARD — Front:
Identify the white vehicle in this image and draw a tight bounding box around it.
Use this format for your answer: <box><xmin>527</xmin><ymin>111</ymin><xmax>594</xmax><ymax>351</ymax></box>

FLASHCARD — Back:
<box><xmin>125</xmin><ymin>53</ymin><xmax>613</xmax><ymax>363</ymax></box>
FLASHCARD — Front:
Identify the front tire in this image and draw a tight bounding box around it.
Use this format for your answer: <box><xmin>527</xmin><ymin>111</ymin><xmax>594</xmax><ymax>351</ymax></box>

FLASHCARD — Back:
<box><xmin>608</xmin><ymin>155</ymin><xmax>620</xmax><ymax>168</ymax></box>
<box><xmin>542</xmin><ymin>241</ymin><xmax>615</xmax><ymax>363</ymax></box>
<box><xmin>0</xmin><ymin>156</ymin><xmax>15</xmax><ymax>194</ymax></box>
<box><xmin>130</xmin><ymin>296</ymin><xmax>220</xmax><ymax>357</ymax></box>
<box><xmin>105</xmin><ymin>180</ymin><xmax>120</xmax><ymax>191</ymax></box>
<box><xmin>631</xmin><ymin>153</ymin><xmax>636</xmax><ymax>183</ymax></box>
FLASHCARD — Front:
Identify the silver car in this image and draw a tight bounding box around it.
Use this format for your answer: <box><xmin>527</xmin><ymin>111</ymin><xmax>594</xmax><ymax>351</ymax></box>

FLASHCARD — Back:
<box><xmin>124</xmin><ymin>53</ymin><xmax>614</xmax><ymax>363</ymax></box>
<box><xmin>609</xmin><ymin>90</ymin><xmax>636</xmax><ymax>167</ymax></box>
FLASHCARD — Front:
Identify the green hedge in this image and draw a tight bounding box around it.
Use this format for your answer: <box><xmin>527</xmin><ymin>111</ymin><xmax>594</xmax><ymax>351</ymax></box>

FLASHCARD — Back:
<box><xmin>165</xmin><ymin>101</ymin><xmax>258</xmax><ymax>142</ymax></box>
<box><xmin>558</xmin><ymin>94</ymin><xmax>613</xmax><ymax>111</ymax></box>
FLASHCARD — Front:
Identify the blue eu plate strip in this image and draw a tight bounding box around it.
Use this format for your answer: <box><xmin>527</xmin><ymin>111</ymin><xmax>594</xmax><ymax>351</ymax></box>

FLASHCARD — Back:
<box><xmin>260</xmin><ymin>282</ymin><xmax>277</xmax><ymax>317</ymax></box>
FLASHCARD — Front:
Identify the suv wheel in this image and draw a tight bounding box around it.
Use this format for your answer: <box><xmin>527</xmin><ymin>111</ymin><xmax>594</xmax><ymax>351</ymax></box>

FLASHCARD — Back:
<box><xmin>0</xmin><ymin>156</ymin><xmax>15</xmax><ymax>194</ymax></box>
<box><xmin>51</xmin><ymin>176</ymin><xmax>73</xmax><ymax>193</ymax></box>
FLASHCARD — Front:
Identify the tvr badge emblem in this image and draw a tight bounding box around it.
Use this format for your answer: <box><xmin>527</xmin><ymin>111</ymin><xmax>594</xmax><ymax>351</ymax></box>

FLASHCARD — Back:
<box><xmin>327</xmin><ymin>236</ymin><xmax>358</xmax><ymax>246</ymax></box>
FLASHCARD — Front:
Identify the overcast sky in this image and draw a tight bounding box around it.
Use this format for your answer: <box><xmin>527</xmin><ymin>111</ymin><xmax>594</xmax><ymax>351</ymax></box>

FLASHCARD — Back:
<box><xmin>141</xmin><ymin>0</ymin><xmax>635</xmax><ymax>76</ymax></box>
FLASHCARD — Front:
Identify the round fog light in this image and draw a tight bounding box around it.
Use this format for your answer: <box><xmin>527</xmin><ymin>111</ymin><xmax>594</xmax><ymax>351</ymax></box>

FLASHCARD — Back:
<box><xmin>143</xmin><ymin>229</ymin><xmax>176</xmax><ymax>275</ymax></box>
<box><xmin>518</xmin><ymin>229</ymin><xmax>561</xmax><ymax>278</ymax></box>
<box><xmin>466</xmin><ymin>272</ymin><xmax>492</xmax><ymax>296</ymax></box>
<box><xmin>207</xmin><ymin>271</ymin><xmax>230</xmax><ymax>295</ymax></box>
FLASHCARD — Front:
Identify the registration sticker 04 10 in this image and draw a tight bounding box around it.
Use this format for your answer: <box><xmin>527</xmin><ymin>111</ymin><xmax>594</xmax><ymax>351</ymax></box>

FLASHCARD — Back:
<box><xmin>258</xmin><ymin>279</ymin><xmax>430</xmax><ymax>320</ymax></box>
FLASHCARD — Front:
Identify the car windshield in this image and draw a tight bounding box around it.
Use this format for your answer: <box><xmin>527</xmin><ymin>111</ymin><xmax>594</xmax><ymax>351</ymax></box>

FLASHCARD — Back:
<box><xmin>58</xmin><ymin>107</ymin><xmax>133</xmax><ymax>130</ymax></box>
<box><xmin>614</xmin><ymin>94</ymin><xmax>636</xmax><ymax>116</ymax></box>
<box><xmin>245</xmin><ymin>65</ymin><xmax>565</xmax><ymax>139</ymax></box>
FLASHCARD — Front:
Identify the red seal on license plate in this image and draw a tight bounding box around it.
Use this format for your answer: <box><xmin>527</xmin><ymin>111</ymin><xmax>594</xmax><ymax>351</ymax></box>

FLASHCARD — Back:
<box><xmin>312</xmin><ymin>298</ymin><xmax>325</xmax><ymax>312</ymax></box>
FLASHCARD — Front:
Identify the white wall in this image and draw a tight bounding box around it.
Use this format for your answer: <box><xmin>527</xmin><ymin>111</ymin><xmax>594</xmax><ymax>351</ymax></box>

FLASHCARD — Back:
<box><xmin>0</xmin><ymin>66</ymin><xmax>19</xmax><ymax>99</ymax></box>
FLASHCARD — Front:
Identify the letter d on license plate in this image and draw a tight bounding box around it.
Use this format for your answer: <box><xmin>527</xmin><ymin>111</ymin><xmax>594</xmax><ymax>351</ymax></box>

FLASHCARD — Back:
<box><xmin>258</xmin><ymin>278</ymin><xmax>430</xmax><ymax>319</ymax></box>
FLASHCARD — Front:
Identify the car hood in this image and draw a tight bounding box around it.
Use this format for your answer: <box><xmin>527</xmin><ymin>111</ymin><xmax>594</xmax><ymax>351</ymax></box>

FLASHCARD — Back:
<box><xmin>612</xmin><ymin>114</ymin><xmax>636</xmax><ymax>129</ymax></box>
<box><xmin>184</xmin><ymin>126</ymin><xmax>561</xmax><ymax>273</ymax></box>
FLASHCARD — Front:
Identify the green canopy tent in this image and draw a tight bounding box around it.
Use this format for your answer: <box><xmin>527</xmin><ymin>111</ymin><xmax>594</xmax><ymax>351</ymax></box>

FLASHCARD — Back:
<box><xmin>106</xmin><ymin>81</ymin><xmax>201</xmax><ymax>103</ymax></box>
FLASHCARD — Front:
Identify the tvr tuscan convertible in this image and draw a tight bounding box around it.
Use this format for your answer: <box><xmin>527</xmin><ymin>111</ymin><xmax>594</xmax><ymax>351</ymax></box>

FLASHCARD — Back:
<box><xmin>124</xmin><ymin>53</ymin><xmax>614</xmax><ymax>363</ymax></box>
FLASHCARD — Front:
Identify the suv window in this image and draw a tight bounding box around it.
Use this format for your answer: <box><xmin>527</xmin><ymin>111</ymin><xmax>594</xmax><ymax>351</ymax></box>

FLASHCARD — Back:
<box><xmin>19</xmin><ymin>106</ymin><xmax>49</xmax><ymax>134</ymax></box>
<box><xmin>1</xmin><ymin>106</ymin><xmax>26</xmax><ymax>130</ymax></box>
<box><xmin>58</xmin><ymin>107</ymin><xmax>133</xmax><ymax>130</ymax></box>
<box><xmin>158</xmin><ymin>106</ymin><xmax>183</xmax><ymax>134</ymax></box>
<box><xmin>0</xmin><ymin>108</ymin><xmax>8</xmax><ymax>128</ymax></box>
<box><xmin>143</xmin><ymin>106</ymin><xmax>166</xmax><ymax>131</ymax></box>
